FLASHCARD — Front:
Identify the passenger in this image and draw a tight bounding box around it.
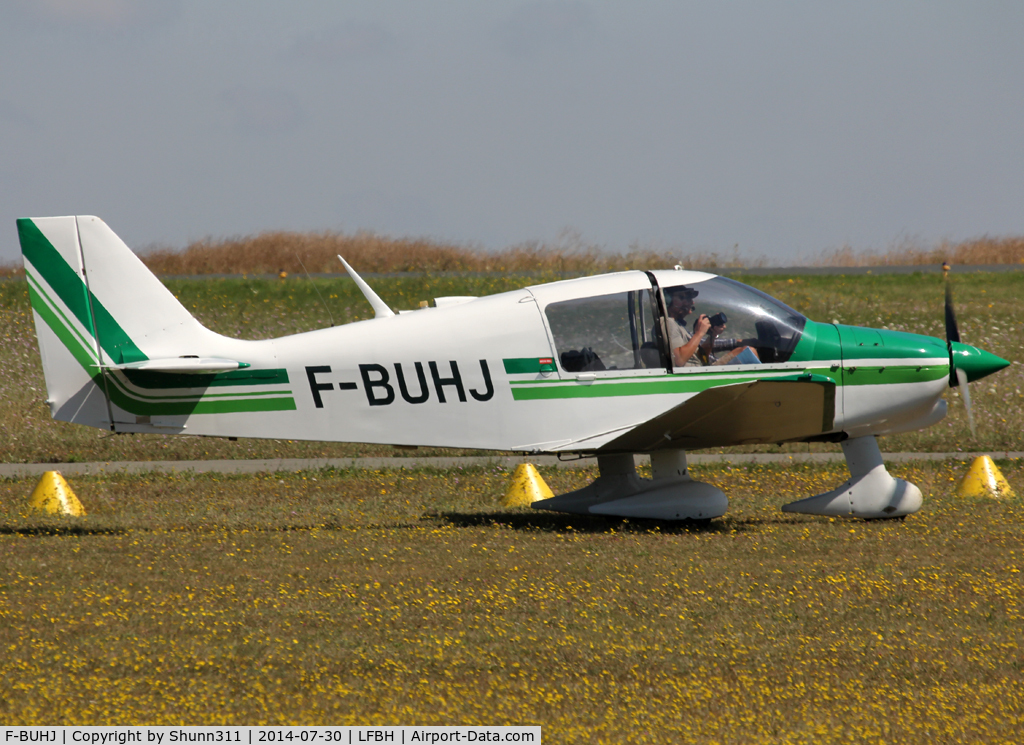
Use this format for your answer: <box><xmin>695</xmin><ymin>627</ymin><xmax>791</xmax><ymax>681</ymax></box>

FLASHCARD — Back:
<box><xmin>665</xmin><ymin>287</ymin><xmax>711</xmax><ymax>367</ymax></box>
<box><xmin>714</xmin><ymin>345</ymin><xmax>761</xmax><ymax>365</ymax></box>
<box><xmin>706</xmin><ymin>316</ymin><xmax>761</xmax><ymax>365</ymax></box>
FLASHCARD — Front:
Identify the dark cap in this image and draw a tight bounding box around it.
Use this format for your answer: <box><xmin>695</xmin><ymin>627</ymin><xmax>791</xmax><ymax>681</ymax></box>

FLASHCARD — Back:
<box><xmin>669</xmin><ymin>286</ymin><xmax>698</xmax><ymax>301</ymax></box>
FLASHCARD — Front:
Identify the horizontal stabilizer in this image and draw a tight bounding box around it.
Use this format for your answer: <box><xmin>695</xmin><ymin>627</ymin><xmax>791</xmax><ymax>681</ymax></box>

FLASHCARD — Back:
<box><xmin>98</xmin><ymin>358</ymin><xmax>250</xmax><ymax>373</ymax></box>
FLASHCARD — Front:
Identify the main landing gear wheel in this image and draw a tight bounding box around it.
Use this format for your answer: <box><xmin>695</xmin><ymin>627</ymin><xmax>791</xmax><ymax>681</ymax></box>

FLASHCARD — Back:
<box><xmin>532</xmin><ymin>450</ymin><xmax>727</xmax><ymax>521</ymax></box>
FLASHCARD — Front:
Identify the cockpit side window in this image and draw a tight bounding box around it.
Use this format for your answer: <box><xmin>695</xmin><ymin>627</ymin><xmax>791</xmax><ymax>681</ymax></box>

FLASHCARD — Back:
<box><xmin>660</xmin><ymin>277</ymin><xmax>807</xmax><ymax>367</ymax></box>
<box><xmin>546</xmin><ymin>288</ymin><xmax>666</xmax><ymax>372</ymax></box>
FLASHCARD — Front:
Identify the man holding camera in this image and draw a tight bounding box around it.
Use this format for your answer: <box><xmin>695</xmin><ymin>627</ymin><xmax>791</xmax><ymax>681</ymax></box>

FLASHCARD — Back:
<box><xmin>666</xmin><ymin>286</ymin><xmax>760</xmax><ymax>368</ymax></box>
<box><xmin>665</xmin><ymin>287</ymin><xmax>722</xmax><ymax>367</ymax></box>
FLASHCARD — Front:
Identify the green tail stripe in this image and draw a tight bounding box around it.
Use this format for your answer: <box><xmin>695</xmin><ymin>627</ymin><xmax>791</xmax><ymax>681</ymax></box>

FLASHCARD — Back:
<box><xmin>18</xmin><ymin>219</ymin><xmax>98</xmax><ymax>343</ymax></box>
<box><xmin>28</xmin><ymin>268</ymin><xmax>296</xmax><ymax>415</ymax></box>
<box><xmin>30</xmin><ymin>258</ymin><xmax>292</xmax><ymax>406</ymax></box>
<box><xmin>19</xmin><ymin>217</ymin><xmax>148</xmax><ymax>364</ymax></box>
<box><xmin>100</xmin><ymin>357</ymin><xmax>296</xmax><ymax>413</ymax></box>
<box><xmin>107</xmin><ymin>384</ymin><xmax>297</xmax><ymax>415</ymax></box>
<box><xmin>122</xmin><ymin>367</ymin><xmax>290</xmax><ymax>390</ymax></box>
<box><xmin>26</xmin><ymin>271</ymin><xmax>99</xmax><ymax>366</ymax></box>
<box><xmin>26</xmin><ymin>281</ymin><xmax>98</xmax><ymax>372</ymax></box>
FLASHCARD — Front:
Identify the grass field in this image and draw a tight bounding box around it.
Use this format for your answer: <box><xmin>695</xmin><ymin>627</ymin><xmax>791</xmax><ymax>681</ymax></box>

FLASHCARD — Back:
<box><xmin>1</xmin><ymin>461</ymin><xmax>1021</xmax><ymax>740</ymax></box>
<box><xmin>2</xmin><ymin>271</ymin><xmax>1022</xmax><ymax>462</ymax></box>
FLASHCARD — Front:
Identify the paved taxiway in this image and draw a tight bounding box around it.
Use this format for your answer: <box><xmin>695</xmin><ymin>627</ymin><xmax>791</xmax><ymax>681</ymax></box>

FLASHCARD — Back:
<box><xmin>1</xmin><ymin>452</ymin><xmax>1021</xmax><ymax>478</ymax></box>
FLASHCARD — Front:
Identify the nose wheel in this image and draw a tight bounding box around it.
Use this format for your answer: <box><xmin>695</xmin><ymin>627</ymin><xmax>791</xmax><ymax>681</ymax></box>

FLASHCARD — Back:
<box><xmin>782</xmin><ymin>435</ymin><xmax>922</xmax><ymax>519</ymax></box>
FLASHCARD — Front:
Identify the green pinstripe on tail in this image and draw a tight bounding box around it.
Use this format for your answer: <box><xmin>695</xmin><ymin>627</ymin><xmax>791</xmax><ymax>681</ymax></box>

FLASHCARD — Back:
<box><xmin>21</xmin><ymin>219</ymin><xmax>296</xmax><ymax>415</ymax></box>
<box><xmin>18</xmin><ymin>217</ymin><xmax>148</xmax><ymax>364</ymax></box>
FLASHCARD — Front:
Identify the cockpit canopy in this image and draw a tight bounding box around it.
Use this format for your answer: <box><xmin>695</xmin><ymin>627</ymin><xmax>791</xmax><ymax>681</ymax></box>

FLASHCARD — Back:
<box><xmin>540</xmin><ymin>272</ymin><xmax>807</xmax><ymax>373</ymax></box>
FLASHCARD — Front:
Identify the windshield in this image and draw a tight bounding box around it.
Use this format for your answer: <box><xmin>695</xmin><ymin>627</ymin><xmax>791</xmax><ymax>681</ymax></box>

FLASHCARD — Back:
<box><xmin>660</xmin><ymin>276</ymin><xmax>807</xmax><ymax>366</ymax></box>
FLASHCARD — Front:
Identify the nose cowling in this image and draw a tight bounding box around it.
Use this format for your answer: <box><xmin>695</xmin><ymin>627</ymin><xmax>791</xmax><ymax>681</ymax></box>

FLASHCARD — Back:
<box><xmin>950</xmin><ymin>342</ymin><xmax>1010</xmax><ymax>384</ymax></box>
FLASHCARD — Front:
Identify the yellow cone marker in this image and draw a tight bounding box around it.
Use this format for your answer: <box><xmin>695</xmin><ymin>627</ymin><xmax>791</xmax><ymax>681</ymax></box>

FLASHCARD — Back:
<box><xmin>29</xmin><ymin>471</ymin><xmax>86</xmax><ymax>516</ymax></box>
<box><xmin>502</xmin><ymin>463</ymin><xmax>554</xmax><ymax>507</ymax></box>
<box><xmin>955</xmin><ymin>456</ymin><xmax>1015</xmax><ymax>500</ymax></box>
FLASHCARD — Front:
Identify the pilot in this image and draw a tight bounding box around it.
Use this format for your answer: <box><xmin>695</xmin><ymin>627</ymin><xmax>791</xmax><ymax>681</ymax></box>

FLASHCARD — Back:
<box><xmin>665</xmin><ymin>287</ymin><xmax>716</xmax><ymax>367</ymax></box>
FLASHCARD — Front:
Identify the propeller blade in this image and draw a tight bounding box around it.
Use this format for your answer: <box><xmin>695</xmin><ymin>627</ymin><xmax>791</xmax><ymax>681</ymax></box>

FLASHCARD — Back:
<box><xmin>955</xmin><ymin>366</ymin><xmax>975</xmax><ymax>437</ymax></box>
<box><xmin>944</xmin><ymin>270</ymin><xmax>960</xmax><ymax>344</ymax></box>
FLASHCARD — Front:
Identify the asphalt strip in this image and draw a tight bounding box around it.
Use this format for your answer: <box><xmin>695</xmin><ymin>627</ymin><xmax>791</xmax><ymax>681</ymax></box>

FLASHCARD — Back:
<box><xmin>1</xmin><ymin>452</ymin><xmax>1022</xmax><ymax>478</ymax></box>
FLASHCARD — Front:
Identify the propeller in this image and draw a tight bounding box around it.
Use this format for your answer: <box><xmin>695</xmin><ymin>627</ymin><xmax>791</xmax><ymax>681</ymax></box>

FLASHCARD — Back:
<box><xmin>944</xmin><ymin>263</ymin><xmax>975</xmax><ymax>436</ymax></box>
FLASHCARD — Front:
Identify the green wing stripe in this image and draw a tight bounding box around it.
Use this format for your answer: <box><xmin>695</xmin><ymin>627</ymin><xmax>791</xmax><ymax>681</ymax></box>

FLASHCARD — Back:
<box><xmin>19</xmin><ymin>217</ymin><xmax>148</xmax><ymax>364</ymax></box>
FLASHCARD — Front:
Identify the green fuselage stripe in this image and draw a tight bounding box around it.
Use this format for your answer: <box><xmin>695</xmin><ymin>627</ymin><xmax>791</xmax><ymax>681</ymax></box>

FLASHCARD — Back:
<box><xmin>503</xmin><ymin>358</ymin><xmax>545</xmax><ymax>374</ymax></box>
<box><xmin>508</xmin><ymin>363</ymin><xmax>946</xmax><ymax>400</ymax></box>
<box><xmin>842</xmin><ymin>365</ymin><xmax>948</xmax><ymax>386</ymax></box>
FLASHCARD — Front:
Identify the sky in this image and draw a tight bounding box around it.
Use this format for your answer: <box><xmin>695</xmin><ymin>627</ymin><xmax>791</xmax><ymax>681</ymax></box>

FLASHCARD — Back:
<box><xmin>2</xmin><ymin>0</ymin><xmax>1024</xmax><ymax>264</ymax></box>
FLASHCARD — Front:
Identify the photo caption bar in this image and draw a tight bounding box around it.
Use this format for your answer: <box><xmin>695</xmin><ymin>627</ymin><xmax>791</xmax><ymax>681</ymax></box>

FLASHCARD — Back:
<box><xmin>2</xmin><ymin>729</ymin><xmax>540</xmax><ymax>745</ymax></box>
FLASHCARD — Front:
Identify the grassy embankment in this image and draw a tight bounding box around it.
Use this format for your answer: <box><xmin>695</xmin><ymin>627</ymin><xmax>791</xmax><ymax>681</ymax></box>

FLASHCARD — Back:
<box><xmin>1</xmin><ymin>270</ymin><xmax>1022</xmax><ymax>462</ymax></box>
<box><xmin>0</xmin><ymin>461</ymin><xmax>1021</xmax><ymax>738</ymax></box>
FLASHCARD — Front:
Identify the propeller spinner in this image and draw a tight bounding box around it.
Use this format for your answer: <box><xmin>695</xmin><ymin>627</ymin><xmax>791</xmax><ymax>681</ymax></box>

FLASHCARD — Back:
<box><xmin>943</xmin><ymin>264</ymin><xmax>1010</xmax><ymax>435</ymax></box>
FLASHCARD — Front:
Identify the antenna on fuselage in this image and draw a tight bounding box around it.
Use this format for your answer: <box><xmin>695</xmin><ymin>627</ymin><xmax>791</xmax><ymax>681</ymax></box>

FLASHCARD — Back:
<box><xmin>337</xmin><ymin>255</ymin><xmax>395</xmax><ymax>319</ymax></box>
<box><xmin>296</xmin><ymin>253</ymin><xmax>335</xmax><ymax>327</ymax></box>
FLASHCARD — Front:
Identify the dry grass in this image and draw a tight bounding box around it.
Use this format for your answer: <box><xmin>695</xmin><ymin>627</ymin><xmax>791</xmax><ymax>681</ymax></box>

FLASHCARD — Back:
<box><xmin>819</xmin><ymin>236</ymin><xmax>1024</xmax><ymax>267</ymax></box>
<box><xmin>128</xmin><ymin>231</ymin><xmax>1024</xmax><ymax>274</ymax></box>
<box><xmin>138</xmin><ymin>229</ymin><xmax>761</xmax><ymax>276</ymax></box>
<box><xmin>1</xmin><ymin>461</ymin><xmax>1022</xmax><ymax>740</ymax></box>
<box><xmin>6</xmin><ymin>226</ymin><xmax>1024</xmax><ymax>279</ymax></box>
<box><xmin>0</xmin><ymin>229</ymin><xmax>756</xmax><ymax>278</ymax></box>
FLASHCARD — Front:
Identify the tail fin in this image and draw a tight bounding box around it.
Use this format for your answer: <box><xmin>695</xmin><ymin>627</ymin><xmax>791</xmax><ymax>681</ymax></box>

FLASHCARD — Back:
<box><xmin>20</xmin><ymin>216</ymin><xmax>204</xmax><ymax>363</ymax></box>
<box><xmin>18</xmin><ymin>216</ymin><xmax>267</xmax><ymax>432</ymax></box>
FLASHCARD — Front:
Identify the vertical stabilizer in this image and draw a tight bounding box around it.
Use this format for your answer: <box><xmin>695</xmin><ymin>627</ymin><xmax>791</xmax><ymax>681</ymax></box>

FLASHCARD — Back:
<box><xmin>74</xmin><ymin>216</ymin><xmax>206</xmax><ymax>362</ymax></box>
<box><xmin>19</xmin><ymin>216</ymin><xmax>110</xmax><ymax>427</ymax></box>
<box><xmin>18</xmin><ymin>215</ymin><xmax>222</xmax><ymax>430</ymax></box>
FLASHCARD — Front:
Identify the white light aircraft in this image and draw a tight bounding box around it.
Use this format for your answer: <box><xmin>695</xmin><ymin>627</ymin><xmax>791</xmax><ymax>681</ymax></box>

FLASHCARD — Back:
<box><xmin>18</xmin><ymin>216</ymin><xmax>1010</xmax><ymax>521</ymax></box>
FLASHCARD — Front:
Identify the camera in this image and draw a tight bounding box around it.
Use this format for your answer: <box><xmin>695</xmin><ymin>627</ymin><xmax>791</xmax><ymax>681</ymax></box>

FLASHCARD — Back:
<box><xmin>696</xmin><ymin>311</ymin><xmax>727</xmax><ymax>331</ymax></box>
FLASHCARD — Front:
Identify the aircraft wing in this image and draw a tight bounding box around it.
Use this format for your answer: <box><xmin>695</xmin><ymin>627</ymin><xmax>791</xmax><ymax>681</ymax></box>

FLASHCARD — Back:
<box><xmin>565</xmin><ymin>375</ymin><xmax>837</xmax><ymax>453</ymax></box>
